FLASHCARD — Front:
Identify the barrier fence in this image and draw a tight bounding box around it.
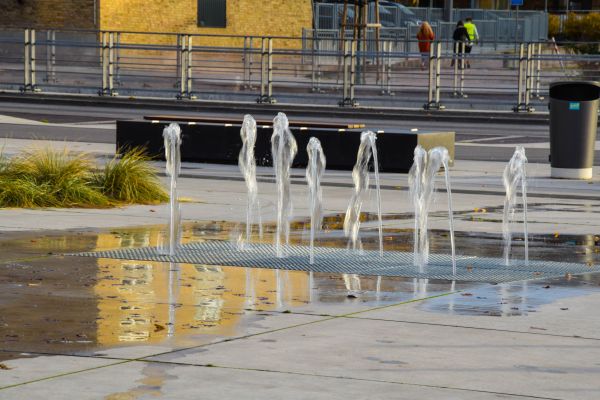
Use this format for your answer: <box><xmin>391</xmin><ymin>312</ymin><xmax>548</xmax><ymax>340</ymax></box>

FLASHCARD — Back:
<box><xmin>1</xmin><ymin>28</ymin><xmax>599</xmax><ymax>112</ymax></box>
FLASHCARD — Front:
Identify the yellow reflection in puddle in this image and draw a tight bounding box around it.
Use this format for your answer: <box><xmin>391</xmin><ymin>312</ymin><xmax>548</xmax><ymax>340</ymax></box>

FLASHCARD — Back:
<box><xmin>93</xmin><ymin>226</ymin><xmax>312</xmax><ymax>346</ymax></box>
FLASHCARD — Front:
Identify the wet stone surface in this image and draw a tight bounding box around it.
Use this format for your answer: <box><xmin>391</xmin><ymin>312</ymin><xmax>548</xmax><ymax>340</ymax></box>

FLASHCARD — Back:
<box><xmin>1</xmin><ymin>218</ymin><xmax>599</xmax><ymax>361</ymax></box>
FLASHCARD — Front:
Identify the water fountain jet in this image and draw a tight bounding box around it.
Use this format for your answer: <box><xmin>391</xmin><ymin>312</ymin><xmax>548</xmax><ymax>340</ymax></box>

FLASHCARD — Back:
<box><xmin>271</xmin><ymin>112</ymin><xmax>298</xmax><ymax>257</ymax></box>
<box><xmin>306</xmin><ymin>137</ymin><xmax>326</xmax><ymax>264</ymax></box>
<box><xmin>238</xmin><ymin>115</ymin><xmax>263</xmax><ymax>247</ymax></box>
<box><xmin>161</xmin><ymin>123</ymin><xmax>182</xmax><ymax>256</ymax></box>
<box><xmin>409</xmin><ymin>146</ymin><xmax>456</xmax><ymax>275</ymax></box>
<box><xmin>343</xmin><ymin>131</ymin><xmax>383</xmax><ymax>255</ymax></box>
<box><xmin>502</xmin><ymin>146</ymin><xmax>529</xmax><ymax>266</ymax></box>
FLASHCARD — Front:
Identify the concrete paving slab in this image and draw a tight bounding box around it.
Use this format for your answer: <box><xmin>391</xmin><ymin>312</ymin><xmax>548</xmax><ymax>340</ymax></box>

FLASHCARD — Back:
<box><xmin>0</xmin><ymin>359</ymin><xmax>542</xmax><ymax>400</ymax></box>
<box><xmin>0</xmin><ymin>353</ymin><xmax>119</xmax><ymax>389</ymax></box>
<box><xmin>147</xmin><ymin>315</ymin><xmax>600</xmax><ymax>400</ymax></box>
<box><xmin>352</xmin><ymin>275</ymin><xmax>600</xmax><ymax>340</ymax></box>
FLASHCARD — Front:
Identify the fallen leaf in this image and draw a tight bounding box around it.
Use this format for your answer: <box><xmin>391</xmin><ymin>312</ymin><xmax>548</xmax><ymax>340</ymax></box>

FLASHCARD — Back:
<box><xmin>0</xmin><ymin>363</ymin><xmax>11</xmax><ymax>370</ymax></box>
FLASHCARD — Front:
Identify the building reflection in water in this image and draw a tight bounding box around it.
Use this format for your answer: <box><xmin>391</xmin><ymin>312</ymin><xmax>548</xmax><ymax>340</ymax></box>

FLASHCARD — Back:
<box><xmin>93</xmin><ymin>225</ymin><xmax>311</xmax><ymax>346</ymax></box>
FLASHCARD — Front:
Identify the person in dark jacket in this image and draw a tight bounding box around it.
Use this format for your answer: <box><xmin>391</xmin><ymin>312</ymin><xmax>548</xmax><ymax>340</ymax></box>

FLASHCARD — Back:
<box><xmin>451</xmin><ymin>20</ymin><xmax>469</xmax><ymax>68</ymax></box>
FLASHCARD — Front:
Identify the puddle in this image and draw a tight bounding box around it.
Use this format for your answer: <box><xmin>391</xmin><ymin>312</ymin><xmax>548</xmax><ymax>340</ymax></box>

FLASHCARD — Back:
<box><xmin>1</xmin><ymin>216</ymin><xmax>599</xmax><ymax>360</ymax></box>
<box><xmin>420</xmin><ymin>273</ymin><xmax>600</xmax><ymax>317</ymax></box>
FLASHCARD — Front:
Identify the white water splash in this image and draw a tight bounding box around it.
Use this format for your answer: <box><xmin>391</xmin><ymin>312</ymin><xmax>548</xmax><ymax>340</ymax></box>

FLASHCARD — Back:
<box><xmin>306</xmin><ymin>137</ymin><xmax>326</xmax><ymax>264</ymax></box>
<box><xmin>409</xmin><ymin>146</ymin><xmax>456</xmax><ymax>275</ymax></box>
<box><xmin>238</xmin><ymin>114</ymin><xmax>263</xmax><ymax>247</ymax></box>
<box><xmin>343</xmin><ymin>131</ymin><xmax>383</xmax><ymax>255</ymax></box>
<box><xmin>271</xmin><ymin>112</ymin><xmax>298</xmax><ymax>257</ymax></box>
<box><xmin>161</xmin><ymin>123</ymin><xmax>182</xmax><ymax>256</ymax></box>
<box><xmin>502</xmin><ymin>146</ymin><xmax>529</xmax><ymax>266</ymax></box>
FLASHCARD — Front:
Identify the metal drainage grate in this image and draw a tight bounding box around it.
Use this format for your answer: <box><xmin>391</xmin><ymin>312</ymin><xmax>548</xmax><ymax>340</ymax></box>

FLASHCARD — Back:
<box><xmin>70</xmin><ymin>240</ymin><xmax>599</xmax><ymax>283</ymax></box>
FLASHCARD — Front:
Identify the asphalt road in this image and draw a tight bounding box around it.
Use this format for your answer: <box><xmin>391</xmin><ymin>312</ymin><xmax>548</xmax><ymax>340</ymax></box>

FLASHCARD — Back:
<box><xmin>0</xmin><ymin>100</ymin><xmax>597</xmax><ymax>164</ymax></box>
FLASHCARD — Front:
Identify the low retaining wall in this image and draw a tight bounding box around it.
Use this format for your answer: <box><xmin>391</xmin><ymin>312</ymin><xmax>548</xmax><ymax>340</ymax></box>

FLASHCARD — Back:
<box><xmin>116</xmin><ymin>119</ymin><xmax>455</xmax><ymax>173</ymax></box>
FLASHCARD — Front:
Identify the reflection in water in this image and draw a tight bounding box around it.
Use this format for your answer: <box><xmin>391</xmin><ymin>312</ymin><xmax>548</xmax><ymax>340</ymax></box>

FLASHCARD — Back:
<box><xmin>2</xmin><ymin>219</ymin><xmax>600</xmax><ymax>360</ymax></box>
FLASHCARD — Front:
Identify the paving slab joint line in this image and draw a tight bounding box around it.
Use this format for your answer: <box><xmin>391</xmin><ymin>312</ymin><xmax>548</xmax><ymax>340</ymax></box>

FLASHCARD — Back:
<box><xmin>146</xmin><ymin>362</ymin><xmax>567</xmax><ymax>400</ymax></box>
<box><xmin>0</xmin><ymin>360</ymin><xmax>130</xmax><ymax>391</ymax></box>
<box><xmin>0</xmin><ymin>292</ymin><xmax>454</xmax><ymax>391</ymax></box>
<box><xmin>136</xmin><ymin>292</ymin><xmax>457</xmax><ymax>361</ymax></box>
<box><xmin>342</xmin><ymin>315</ymin><xmax>600</xmax><ymax>341</ymax></box>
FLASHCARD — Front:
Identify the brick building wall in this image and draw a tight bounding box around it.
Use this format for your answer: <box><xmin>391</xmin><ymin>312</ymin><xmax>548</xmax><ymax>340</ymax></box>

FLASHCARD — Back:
<box><xmin>99</xmin><ymin>0</ymin><xmax>313</xmax><ymax>48</ymax></box>
<box><xmin>0</xmin><ymin>0</ymin><xmax>96</xmax><ymax>29</ymax></box>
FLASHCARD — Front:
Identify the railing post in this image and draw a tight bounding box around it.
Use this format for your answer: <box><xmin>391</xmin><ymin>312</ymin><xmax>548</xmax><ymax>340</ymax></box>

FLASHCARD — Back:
<box><xmin>267</xmin><ymin>38</ymin><xmax>274</xmax><ymax>102</ymax></box>
<box><xmin>115</xmin><ymin>32</ymin><xmax>121</xmax><ymax>85</ymax></box>
<box><xmin>380</xmin><ymin>41</ymin><xmax>386</xmax><ymax>94</ymax></box>
<box><xmin>186</xmin><ymin>35</ymin><xmax>194</xmax><ymax>99</ymax></box>
<box><xmin>22</xmin><ymin>28</ymin><xmax>39</xmax><ymax>92</ymax></box>
<box><xmin>424</xmin><ymin>41</ymin><xmax>443</xmax><ymax>110</ymax></box>
<box><xmin>386</xmin><ymin>40</ymin><xmax>393</xmax><ymax>96</ymax></box>
<box><xmin>452</xmin><ymin>41</ymin><xmax>459</xmax><ymax>97</ymax></box>
<box><xmin>339</xmin><ymin>39</ymin><xmax>357</xmax><ymax>107</ymax></box>
<box><xmin>175</xmin><ymin>34</ymin><xmax>182</xmax><ymax>88</ymax></box>
<box><xmin>99</xmin><ymin>32</ymin><xmax>117</xmax><ymax>96</ymax></box>
<box><xmin>257</xmin><ymin>38</ymin><xmax>266</xmax><ymax>102</ymax></box>
<box><xmin>350</xmin><ymin>39</ymin><xmax>356</xmax><ymax>104</ymax></box>
<box><xmin>178</xmin><ymin>34</ymin><xmax>188</xmax><ymax>99</ymax></box>
<box><xmin>100</xmin><ymin>31</ymin><xmax>107</xmax><ymax>95</ymax></box>
<box><xmin>23</xmin><ymin>29</ymin><xmax>31</xmax><ymax>92</ymax></box>
<box><xmin>341</xmin><ymin>39</ymin><xmax>349</xmax><ymax>104</ymax></box>
<box><xmin>424</xmin><ymin>41</ymin><xmax>434</xmax><ymax>109</ymax></box>
<box><xmin>243</xmin><ymin>36</ymin><xmax>250</xmax><ymax>88</ymax></box>
<box><xmin>44</xmin><ymin>30</ymin><xmax>56</xmax><ymax>83</ymax></box>
<box><xmin>525</xmin><ymin>42</ymin><xmax>533</xmax><ymax>109</ymax></box>
<box><xmin>513</xmin><ymin>43</ymin><xmax>533</xmax><ymax>112</ymax></box>
<box><xmin>534</xmin><ymin>41</ymin><xmax>543</xmax><ymax>99</ymax></box>
<box><xmin>434</xmin><ymin>42</ymin><xmax>442</xmax><ymax>107</ymax></box>
<box><xmin>459</xmin><ymin>41</ymin><xmax>466</xmax><ymax>98</ymax></box>
<box><xmin>30</xmin><ymin>29</ymin><xmax>37</xmax><ymax>91</ymax></box>
<box><xmin>108</xmin><ymin>32</ymin><xmax>117</xmax><ymax>96</ymax></box>
<box><xmin>257</xmin><ymin>38</ymin><xmax>275</xmax><ymax>103</ymax></box>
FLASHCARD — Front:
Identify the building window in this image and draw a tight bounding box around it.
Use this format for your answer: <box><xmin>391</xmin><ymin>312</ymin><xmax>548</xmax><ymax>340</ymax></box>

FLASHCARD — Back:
<box><xmin>198</xmin><ymin>0</ymin><xmax>226</xmax><ymax>28</ymax></box>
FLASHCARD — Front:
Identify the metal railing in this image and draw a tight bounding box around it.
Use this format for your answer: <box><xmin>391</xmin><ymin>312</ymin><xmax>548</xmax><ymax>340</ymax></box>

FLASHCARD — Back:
<box><xmin>1</xmin><ymin>28</ymin><xmax>599</xmax><ymax>112</ymax></box>
<box><xmin>313</xmin><ymin>4</ymin><xmax>548</xmax><ymax>43</ymax></box>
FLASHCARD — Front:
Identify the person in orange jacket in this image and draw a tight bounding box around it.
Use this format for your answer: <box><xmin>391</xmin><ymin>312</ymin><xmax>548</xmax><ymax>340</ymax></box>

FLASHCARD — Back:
<box><xmin>416</xmin><ymin>21</ymin><xmax>435</xmax><ymax>70</ymax></box>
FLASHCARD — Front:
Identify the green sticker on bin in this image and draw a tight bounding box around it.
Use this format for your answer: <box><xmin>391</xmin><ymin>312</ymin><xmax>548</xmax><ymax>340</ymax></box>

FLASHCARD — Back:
<box><xmin>569</xmin><ymin>102</ymin><xmax>580</xmax><ymax>110</ymax></box>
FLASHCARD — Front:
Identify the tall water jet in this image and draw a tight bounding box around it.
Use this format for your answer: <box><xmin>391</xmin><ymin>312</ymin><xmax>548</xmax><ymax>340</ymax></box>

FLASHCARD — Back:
<box><xmin>162</xmin><ymin>123</ymin><xmax>182</xmax><ymax>256</ymax></box>
<box><xmin>306</xmin><ymin>137</ymin><xmax>326</xmax><ymax>264</ymax></box>
<box><xmin>502</xmin><ymin>146</ymin><xmax>529</xmax><ymax>266</ymax></box>
<box><xmin>238</xmin><ymin>114</ymin><xmax>262</xmax><ymax>246</ymax></box>
<box><xmin>271</xmin><ymin>112</ymin><xmax>298</xmax><ymax>257</ymax></box>
<box><xmin>409</xmin><ymin>146</ymin><xmax>456</xmax><ymax>274</ymax></box>
<box><xmin>343</xmin><ymin>131</ymin><xmax>383</xmax><ymax>255</ymax></box>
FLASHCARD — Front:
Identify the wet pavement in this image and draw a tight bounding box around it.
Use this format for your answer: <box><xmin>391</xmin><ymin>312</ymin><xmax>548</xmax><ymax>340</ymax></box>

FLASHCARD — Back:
<box><xmin>1</xmin><ymin>219</ymin><xmax>600</xmax><ymax>399</ymax></box>
<box><xmin>0</xmin><ymin>150</ymin><xmax>599</xmax><ymax>398</ymax></box>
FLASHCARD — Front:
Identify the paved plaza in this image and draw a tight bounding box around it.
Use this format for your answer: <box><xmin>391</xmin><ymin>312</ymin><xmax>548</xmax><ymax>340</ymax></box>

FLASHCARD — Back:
<box><xmin>0</xmin><ymin>106</ymin><xmax>599</xmax><ymax>399</ymax></box>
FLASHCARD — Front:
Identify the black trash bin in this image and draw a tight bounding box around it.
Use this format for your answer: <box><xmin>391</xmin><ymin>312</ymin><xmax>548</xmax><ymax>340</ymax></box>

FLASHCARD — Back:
<box><xmin>549</xmin><ymin>81</ymin><xmax>600</xmax><ymax>179</ymax></box>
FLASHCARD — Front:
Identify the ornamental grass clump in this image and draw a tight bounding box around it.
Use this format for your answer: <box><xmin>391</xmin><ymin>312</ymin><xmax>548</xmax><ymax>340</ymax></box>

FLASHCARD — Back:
<box><xmin>0</xmin><ymin>147</ymin><xmax>167</xmax><ymax>208</ymax></box>
<box><xmin>94</xmin><ymin>148</ymin><xmax>168</xmax><ymax>204</ymax></box>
